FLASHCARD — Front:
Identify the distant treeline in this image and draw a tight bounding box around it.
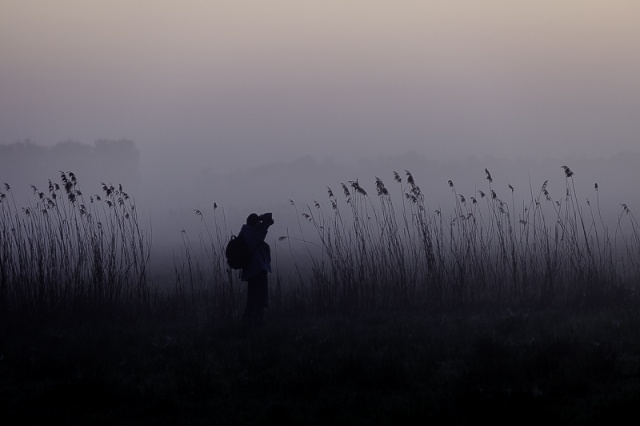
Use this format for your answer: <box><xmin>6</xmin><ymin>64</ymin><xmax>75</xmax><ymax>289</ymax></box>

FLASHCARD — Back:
<box><xmin>0</xmin><ymin>139</ymin><xmax>140</xmax><ymax>193</ymax></box>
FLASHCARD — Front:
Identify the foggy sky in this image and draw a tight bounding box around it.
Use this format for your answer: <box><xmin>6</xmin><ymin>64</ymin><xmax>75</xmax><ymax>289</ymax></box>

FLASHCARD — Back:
<box><xmin>2</xmin><ymin>0</ymin><xmax>639</xmax><ymax>178</ymax></box>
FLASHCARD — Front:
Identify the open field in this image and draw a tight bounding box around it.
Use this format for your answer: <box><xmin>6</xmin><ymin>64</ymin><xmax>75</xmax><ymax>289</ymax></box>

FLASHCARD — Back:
<box><xmin>1</xmin><ymin>168</ymin><xmax>639</xmax><ymax>424</ymax></box>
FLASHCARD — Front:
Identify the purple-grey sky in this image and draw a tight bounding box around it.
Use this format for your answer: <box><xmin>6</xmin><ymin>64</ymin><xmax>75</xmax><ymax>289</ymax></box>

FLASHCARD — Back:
<box><xmin>1</xmin><ymin>1</ymin><xmax>639</xmax><ymax>174</ymax></box>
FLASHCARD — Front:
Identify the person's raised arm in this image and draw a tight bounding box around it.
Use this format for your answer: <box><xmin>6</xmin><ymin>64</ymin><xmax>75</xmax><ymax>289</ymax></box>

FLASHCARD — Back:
<box><xmin>260</xmin><ymin>212</ymin><xmax>274</xmax><ymax>226</ymax></box>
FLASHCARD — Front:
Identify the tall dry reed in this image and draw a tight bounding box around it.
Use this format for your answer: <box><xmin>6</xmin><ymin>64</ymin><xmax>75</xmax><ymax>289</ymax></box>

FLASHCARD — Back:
<box><xmin>0</xmin><ymin>172</ymin><xmax>152</xmax><ymax>320</ymax></box>
<box><xmin>283</xmin><ymin>167</ymin><xmax>640</xmax><ymax>312</ymax></box>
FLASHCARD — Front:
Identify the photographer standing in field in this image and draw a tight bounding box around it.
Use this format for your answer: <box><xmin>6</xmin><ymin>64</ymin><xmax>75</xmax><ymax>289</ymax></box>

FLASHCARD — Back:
<box><xmin>239</xmin><ymin>212</ymin><xmax>275</xmax><ymax>324</ymax></box>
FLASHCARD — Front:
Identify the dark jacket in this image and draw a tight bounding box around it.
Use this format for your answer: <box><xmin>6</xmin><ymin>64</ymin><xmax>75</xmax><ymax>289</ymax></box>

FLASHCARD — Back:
<box><xmin>239</xmin><ymin>214</ymin><xmax>273</xmax><ymax>281</ymax></box>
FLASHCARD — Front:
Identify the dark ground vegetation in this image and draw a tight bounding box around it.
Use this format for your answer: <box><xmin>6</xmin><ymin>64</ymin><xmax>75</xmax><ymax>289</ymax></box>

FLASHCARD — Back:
<box><xmin>2</xmin><ymin>305</ymin><xmax>640</xmax><ymax>425</ymax></box>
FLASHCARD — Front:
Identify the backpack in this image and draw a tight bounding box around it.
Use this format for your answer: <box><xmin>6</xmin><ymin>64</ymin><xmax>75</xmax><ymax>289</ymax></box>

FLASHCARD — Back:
<box><xmin>225</xmin><ymin>235</ymin><xmax>251</xmax><ymax>270</ymax></box>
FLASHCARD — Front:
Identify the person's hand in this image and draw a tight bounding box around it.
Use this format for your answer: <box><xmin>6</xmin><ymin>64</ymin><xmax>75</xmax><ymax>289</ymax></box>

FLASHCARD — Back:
<box><xmin>260</xmin><ymin>212</ymin><xmax>274</xmax><ymax>225</ymax></box>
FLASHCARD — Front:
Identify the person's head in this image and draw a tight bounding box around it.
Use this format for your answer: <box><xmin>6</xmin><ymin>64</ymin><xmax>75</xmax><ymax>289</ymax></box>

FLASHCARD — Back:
<box><xmin>246</xmin><ymin>213</ymin><xmax>260</xmax><ymax>226</ymax></box>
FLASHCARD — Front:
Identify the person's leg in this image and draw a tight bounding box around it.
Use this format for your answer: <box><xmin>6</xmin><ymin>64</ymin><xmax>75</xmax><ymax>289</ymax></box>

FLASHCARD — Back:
<box><xmin>244</xmin><ymin>273</ymin><xmax>267</xmax><ymax>323</ymax></box>
<box><xmin>254</xmin><ymin>271</ymin><xmax>268</xmax><ymax>322</ymax></box>
<box><xmin>244</xmin><ymin>278</ymin><xmax>259</xmax><ymax>320</ymax></box>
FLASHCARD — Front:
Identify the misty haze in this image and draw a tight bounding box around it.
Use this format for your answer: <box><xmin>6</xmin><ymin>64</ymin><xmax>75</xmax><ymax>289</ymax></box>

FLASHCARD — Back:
<box><xmin>2</xmin><ymin>1</ymin><xmax>640</xmax><ymax>424</ymax></box>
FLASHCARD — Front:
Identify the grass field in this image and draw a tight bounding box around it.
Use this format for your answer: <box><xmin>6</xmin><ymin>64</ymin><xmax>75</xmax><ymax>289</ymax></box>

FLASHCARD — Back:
<box><xmin>1</xmin><ymin>168</ymin><xmax>640</xmax><ymax>424</ymax></box>
<box><xmin>2</xmin><ymin>307</ymin><xmax>640</xmax><ymax>425</ymax></box>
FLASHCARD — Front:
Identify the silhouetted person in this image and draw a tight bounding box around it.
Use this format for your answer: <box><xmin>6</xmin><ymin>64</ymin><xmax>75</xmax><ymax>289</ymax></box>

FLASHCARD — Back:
<box><xmin>239</xmin><ymin>212</ymin><xmax>274</xmax><ymax>324</ymax></box>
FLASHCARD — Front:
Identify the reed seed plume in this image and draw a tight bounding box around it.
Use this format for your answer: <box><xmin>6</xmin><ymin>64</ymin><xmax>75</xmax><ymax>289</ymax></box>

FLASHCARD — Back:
<box><xmin>562</xmin><ymin>165</ymin><xmax>574</xmax><ymax>178</ymax></box>
<box><xmin>405</xmin><ymin>170</ymin><xmax>414</xmax><ymax>185</ymax></box>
